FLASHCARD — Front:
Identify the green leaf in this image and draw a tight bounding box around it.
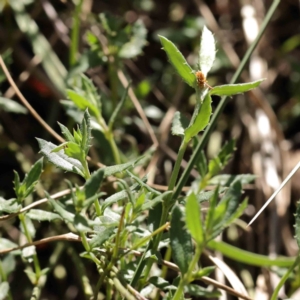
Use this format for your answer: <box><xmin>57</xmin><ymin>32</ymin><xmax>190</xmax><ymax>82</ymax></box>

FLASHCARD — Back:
<box><xmin>85</xmin><ymin>168</ymin><xmax>105</xmax><ymax>199</ymax></box>
<box><xmin>47</xmin><ymin>194</ymin><xmax>75</xmax><ymax>223</ymax></box>
<box><xmin>89</xmin><ymin>226</ymin><xmax>115</xmax><ymax>248</ymax></box>
<box><xmin>103</xmin><ymin>156</ymin><xmax>145</xmax><ymax>177</ymax></box>
<box><xmin>194</xmin><ymin>266</ymin><xmax>215</xmax><ymax>279</ymax></box>
<box><xmin>208</xmin><ymin>140</ymin><xmax>235</xmax><ymax>177</ymax></box>
<box><xmin>108</xmin><ymin>83</ymin><xmax>130</xmax><ymax>131</ymax></box>
<box><xmin>210</xmin><ymin>79</ymin><xmax>265</xmax><ymax>96</ymax></box>
<box><xmin>58</xmin><ymin>122</ymin><xmax>75</xmax><ymax>142</ymax></box>
<box><xmin>209</xmin><ymin>174</ymin><xmax>256</xmax><ymax>186</ymax></box>
<box><xmin>185</xmin><ymin>284</ymin><xmax>220</xmax><ymax>298</ymax></box>
<box><xmin>208</xmin><ymin>240</ymin><xmax>295</xmax><ymax>267</ymax></box>
<box><xmin>119</xmin><ymin>19</ymin><xmax>147</xmax><ymax>59</ymax></box>
<box><xmin>295</xmin><ymin>200</ymin><xmax>300</xmax><ymax>249</ymax></box>
<box><xmin>37</xmin><ymin>138</ymin><xmax>84</xmax><ymax>177</ymax></box>
<box><xmin>148</xmin><ymin>202</ymin><xmax>163</xmax><ymax>232</ymax></box>
<box><xmin>170</xmin><ymin>205</ymin><xmax>193</xmax><ymax>275</ymax></box>
<box><xmin>0</xmin><ymin>97</ymin><xmax>27</xmax><ymax>114</ymax></box>
<box><xmin>197</xmin><ymin>150</ymin><xmax>207</xmax><ymax>178</ymax></box>
<box><xmin>184</xmin><ymin>93</ymin><xmax>212</xmax><ymax>142</ymax></box>
<box><xmin>74</xmin><ymin>214</ymin><xmax>91</xmax><ymax>232</ymax></box>
<box><xmin>0</xmin><ymin>238</ymin><xmax>20</xmax><ymax>255</ymax></box>
<box><xmin>140</xmin><ymin>191</ymin><xmax>172</xmax><ymax>211</ymax></box>
<box><xmin>204</xmin><ymin>186</ymin><xmax>219</xmax><ymax>238</ymax></box>
<box><xmin>80</xmin><ymin>109</ymin><xmax>91</xmax><ymax>155</ymax></box>
<box><xmin>0</xmin><ymin>282</ymin><xmax>9</xmax><ymax>300</ymax></box>
<box><xmin>66</xmin><ymin>89</ymin><xmax>99</xmax><ymax>118</ymax></box>
<box><xmin>171</xmin><ymin>111</ymin><xmax>186</xmax><ymax>136</ymax></box>
<box><xmin>0</xmin><ymin>198</ymin><xmax>21</xmax><ymax>213</ymax></box>
<box><xmin>17</xmin><ymin>157</ymin><xmax>43</xmax><ymax>199</ymax></box>
<box><xmin>26</xmin><ymin>209</ymin><xmax>61</xmax><ymax>221</ymax></box>
<box><xmin>148</xmin><ymin>276</ymin><xmax>177</xmax><ymax>291</ymax></box>
<box><xmin>198</xmin><ymin>26</ymin><xmax>215</xmax><ymax>77</ymax></box>
<box><xmin>159</xmin><ymin>35</ymin><xmax>195</xmax><ymax>87</ymax></box>
<box><xmin>185</xmin><ymin>193</ymin><xmax>204</xmax><ymax>245</ymax></box>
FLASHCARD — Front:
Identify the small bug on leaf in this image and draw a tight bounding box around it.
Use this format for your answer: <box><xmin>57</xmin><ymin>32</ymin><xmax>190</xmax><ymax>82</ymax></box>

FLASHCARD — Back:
<box><xmin>195</xmin><ymin>71</ymin><xmax>212</xmax><ymax>89</ymax></box>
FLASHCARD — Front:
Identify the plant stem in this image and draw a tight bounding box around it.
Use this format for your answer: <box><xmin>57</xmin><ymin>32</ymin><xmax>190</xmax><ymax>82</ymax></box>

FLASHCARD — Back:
<box><xmin>70</xmin><ymin>0</ymin><xmax>83</xmax><ymax>66</ymax></box>
<box><xmin>270</xmin><ymin>253</ymin><xmax>300</xmax><ymax>300</ymax></box>
<box><xmin>172</xmin><ymin>244</ymin><xmax>203</xmax><ymax>300</ymax></box>
<box><xmin>106</xmin><ymin>130</ymin><xmax>121</xmax><ymax>165</ymax></box>
<box><xmin>172</xmin><ymin>0</ymin><xmax>281</xmax><ymax>201</ymax></box>
<box><xmin>19</xmin><ymin>213</ymin><xmax>41</xmax><ymax>281</ymax></box>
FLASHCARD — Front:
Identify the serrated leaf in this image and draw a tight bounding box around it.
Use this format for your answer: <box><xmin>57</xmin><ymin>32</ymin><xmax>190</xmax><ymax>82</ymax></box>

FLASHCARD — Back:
<box><xmin>66</xmin><ymin>89</ymin><xmax>99</xmax><ymax>118</ymax></box>
<box><xmin>80</xmin><ymin>109</ymin><xmax>91</xmax><ymax>155</ymax></box>
<box><xmin>159</xmin><ymin>35</ymin><xmax>195</xmax><ymax>87</ymax></box>
<box><xmin>26</xmin><ymin>209</ymin><xmax>61</xmax><ymax>221</ymax></box>
<box><xmin>0</xmin><ymin>282</ymin><xmax>9</xmax><ymax>300</ymax></box>
<box><xmin>184</xmin><ymin>93</ymin><xmax>212</xmax><ymax>142</ymax></box>
<box><xmin>64</xmin><ymin>142</ymin><xmax>83</xmax><ymax>161</ymax></box>
<box><xmin>295</xmin><ymin>201</ymin><xmax>300</xmax><ymax>249</ymax></box>
<box><xmin>58</xmin><ymin>122</ymin><xmax>75</xmax><ymax>142</ymax></box>
<box><xmin>0</xmin><ymin>97</ymin><xmax>27</xmax><ymax>114</ymax></box>
<box><xmin>0</xmin><ymin>197</ymin><xmax>21</xmax><ymax>213</ymax></box>
<box><xmin>170</xmin><ymin>205</ymin><xmax>193</xmax><ymax>275</ymax></box>
<box><xmin>89</xmin><ymin>226</ymin><xmax>115</xmax><ymax>248</ymax></box>
<box><xmin>185</xmin><ymin>193</ymin><xmax>204</xmax><ymax>245</ymax></box>
<box><xmin>119</xmin><ymin>19</ymin><xmax>147</xmax><ymax>59</ymax></box>
<box><xmin>198</xmin><ymin>26</ymin><xmax>215</xmax><ymax>77</ymax></box>
<box><xmin>209</xmin><ymin>174</ymin><xmax>256</xmax><ymax>186</ymax></box>
<box><xmin>37</xmin><ymin>138</ymin><xmax>84</xmax><ymax>177</ymax></box>
<box><xmin>210</xmin><ymin>79</ymin><xmax>265</xmax><ymax>96</ymax></box>
<box><xmin>85</xmin><ymin>168</ymin><xmax>105</xmax><ymax>199</ymax></box>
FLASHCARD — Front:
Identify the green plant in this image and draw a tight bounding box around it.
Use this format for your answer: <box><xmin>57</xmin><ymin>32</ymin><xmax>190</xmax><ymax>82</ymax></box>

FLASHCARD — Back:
<box><xmin>1</xmin><ymin>23</ymin><xmax>270</xmax><ymax>299</ymax></box>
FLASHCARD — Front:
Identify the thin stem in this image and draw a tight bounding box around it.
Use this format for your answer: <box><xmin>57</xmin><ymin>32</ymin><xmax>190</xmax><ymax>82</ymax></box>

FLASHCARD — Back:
<box><xmin>172</xmin><ymin>0</ymin><xmax>281</xmax><ymax>201</ymax></box>
<box><xmin>270</xmin><ymin>253</ymin><xmax>300</xmax><ymax>300</ymax></box>
<box><xmin>106</xmin><ymin>130</ymin><xmax>121</xmax><ymax>164</ymax></box>
<box><xmin>70</xmin><ymin>0</ymin><xmax>83</xmax><ymax>66</ymax></box>
<box><xmin>19</xmin><ymin>213</ymin><xmax>41</xmax><ymax>281</ymax></box>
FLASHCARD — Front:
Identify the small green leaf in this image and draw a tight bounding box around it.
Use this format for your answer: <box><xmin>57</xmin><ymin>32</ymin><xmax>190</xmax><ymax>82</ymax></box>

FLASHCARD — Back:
<box><xmin>185</xmin><ymin>193</ymin><xmax>204</xmax><ymax>245</ymax></box>
<box><xmin>37</xmin><ymin>138</ymin><xmax>84</xmax><ymax>177</ymax></box>
<box><xmin>80</xmin><ymin>109</ymin><xmax>91</xmax><ymax>155</ymax></box>
<box><xmin>198</xmin><ymin>26</ymin><xmax>215</xmax><ymax>77</ymax></box>
<box><xmin>197</xmin><ymin>150</ymin><xmax>207</xmax><ymax>178</ymax></box>
<box><xmin>0</xmin><ymin>198</ymin><xmax>21</xmax><ymax>213</ymax></box>
<box><xmin>66</xmin><ymin>89</ymin><xmax>99</xmax><ymax>118</ymax></box>
<box><xmin>194</xmin><ymin>266</ymin><xmax>215</xmax><ymax>279</ymax></box>
<box><xmin>119</xmin><ymin>19</ymin><xmax>147</xmax><ymax>59</ymax></box>
<box><xmin>0</xmin><ymin>97</ymin><xmax>27</xmax><ymax>114</ymax></box>
<box><xmin>184</xmin><ymin>93</ymin><xmax>212</xmax><ymax>142</ymax></box>
<box><xmin>0</xmin><ymin>238</ymin><xmax>20</xmax><ymax>255</ymax></box>
<box><xmin>89</xmin><ymin>226</ymin><xmax>115</xmax><ymax>248</ymax></box>
<box><xmin>26</xmin><ymin>209</ymin><xmax>61</xmax><ymax>221</ymax></box>
<box><xmin>141</xmin><ymin>191</ymin><xmax>172</xmax><ymax>211</ymax></box>
<box><xmin>58</xmin><ymin>122</ymin><xmax>75</xmax><ymax>142</ymax></box>
<box><xmin>205</xmin><ymin>187</ymin><xmax>219</xmax><ymax>239</ymax></box>
<box><xmin>102</xmin><ymin>156</ymin><xmax>145</xmax><ymax>177</ymax></box>
<box><xmin>295</xmin><ymin>201</ymin><xmax>300</xmax><ymax>249</ymax></box>
<box><xmin>84</xmin><ymin>168</ymin><xmax>105</xmax><ymax>199</ymax></box>
<box><xmin>0</xmin><ymin>282</ymin><xmax>9</xmax><ymax>300</ymax></box>
<box><xmin>209</xmin><ymin>174</ymin><xmax>256</xmax><ymax>186</ymax></box>
<box><xmin>148</xmin><ymin>276</ymin><xmax>177</xmax><ymax>291</ymax></box>
<box><xmin>170</xmin><ymin>205</ymin><xmax>193</xmax><ymax>275</ymax></box>
<box><xmin>210</xmin><ymin>79</ymin><xmax>265</xmax><ymax>96</ymax></box>
<box><xmin>159</xmin><ymin>35</ymin><xmax>195</xmax><ymax>87</ymax></box>
<box><xmin>185</xmin><ymin>284</ymin><xmax>221</xmax><ymax>298</ymax></box>
<box><xmin>171</xmin><ymin>111</ymin><xmax>186</xmax><ymax>136</ymax></box>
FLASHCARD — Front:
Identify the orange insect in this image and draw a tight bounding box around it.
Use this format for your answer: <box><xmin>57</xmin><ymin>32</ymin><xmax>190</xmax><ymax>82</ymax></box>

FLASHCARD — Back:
<box><xmin>195</xmin><ymin>71</ymin><xmax>212</xmax><ymax>89</ymax></box>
